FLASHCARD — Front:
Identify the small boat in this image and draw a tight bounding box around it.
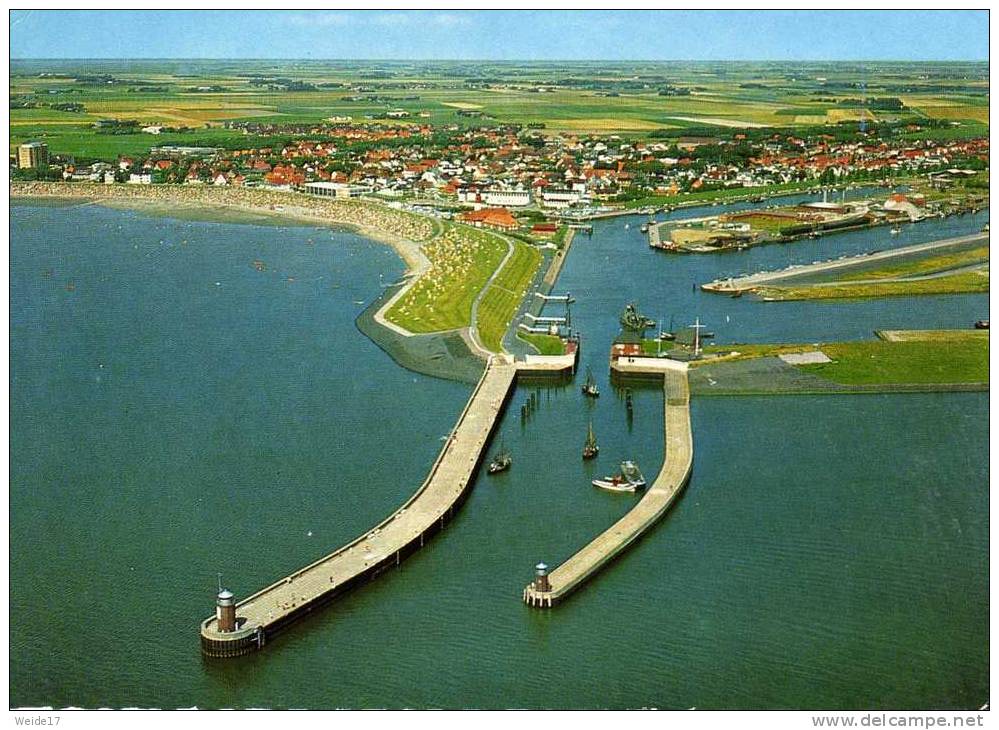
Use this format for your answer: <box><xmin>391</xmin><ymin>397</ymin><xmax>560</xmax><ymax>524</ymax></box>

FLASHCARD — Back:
<box><xmin>592</xmin><ymin>461</ymin><xmax>646</xmax><ymax>492</ymax></box>
<box><xmin>975</xmin><ymin>320</ymin><xmax>989</xmax><ymax>330</ymax></box>
<box><xmin>487</xmin><ymin>443</ymin><xmax>512</xmax><ymax>474</ymax></box>
<box><xmin>890</xmin><ymin>227</ymin><xmax>901</xmax><ymax>235</ymax></box>
<box><xmin>620</xmin><ymin>303</ymin><xmax>656</xmax><ymax>332</ymax></box>
<box><xmin>582</xmin><ymin>421</ymin><xmax>599</xmax><ymax>460</ymax></box>
<box><xmin>581</xmin><ymin>366</ymin><xmax>600</xmax><ymax>398</ymax></box>
<box><xmin>640</xmin><ymin>224</ymin><xmax>649</xmax><ymax>233</ymax></box>
<box><xmin>982</xmin><ymin>223</ymin><xmax>989</xmax><ymax>233</ymax></box>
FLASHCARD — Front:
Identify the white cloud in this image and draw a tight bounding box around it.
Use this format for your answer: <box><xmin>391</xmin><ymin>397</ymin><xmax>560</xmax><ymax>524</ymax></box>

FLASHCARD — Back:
<box><xmin>285</xmin><ymin>13</ymin><xmax>352</xmax><ymax>28</ymax></box>
<box><xmin>369</xmin><ymin>13</ymin><xmax>411</xmax><ymax>27</ymax></box>
<box><xmin>431</xmin><ymin>13</ymin><xmax>471</xmax><ymax>27</ymax></box>
<box><xmin>282</xmin><ymin>10</ymin><xmax>473</xmax><ymax>31</ymax></box>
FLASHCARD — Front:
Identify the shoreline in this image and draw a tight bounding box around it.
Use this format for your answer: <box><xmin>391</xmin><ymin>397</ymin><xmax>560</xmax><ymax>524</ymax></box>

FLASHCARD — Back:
<box><xmin>11</xmin><ymin>182</ymin><xmax>497</xmax><ymax>382</ymax></box>
<box><xmin>10</xmin><ymin>182</ymin><xmax>431</xmax><ymax>280</ymax></box>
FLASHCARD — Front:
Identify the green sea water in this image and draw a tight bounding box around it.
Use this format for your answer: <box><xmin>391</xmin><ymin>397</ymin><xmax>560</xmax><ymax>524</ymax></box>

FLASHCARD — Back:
<box><xmin>10</xmin><ymin>200</ymin><xmax>988</xmax><ymax>709</ymax></box>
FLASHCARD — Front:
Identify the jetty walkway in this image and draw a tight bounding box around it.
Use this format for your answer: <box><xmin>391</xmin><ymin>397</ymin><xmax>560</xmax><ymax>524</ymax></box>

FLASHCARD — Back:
<box><xmin>524</xmin><ymin>360</ymin><xmax>693</xmax><ymax>607</ymax></box>
<box><xmin>201</xmin><ymin>359</ymin><xmax>519</xmax><ymax>657</ymax></box>
<box><xmin>648</xmin><ymin>221</ymin><xmax>663</xmax><ymax>249</ymax></box>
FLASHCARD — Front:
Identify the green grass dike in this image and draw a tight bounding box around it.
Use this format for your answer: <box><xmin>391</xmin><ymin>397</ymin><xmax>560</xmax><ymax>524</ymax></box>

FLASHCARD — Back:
<box><xmin>754</xmin><ymin>245</ymin><xmax>990</xmax><ymax>300</ymax></box>
<box><xmin>757</xmin><ymin>270</ymin><xmax>989</xmax><ymax>300</ymax></box>
<box><xmin>516</xmin><ymin>332</ymin><xmax>567</xmax><ymax>356</ymax></box>
<box><xmin>799</xmin><ymin>337</ymin><xmax>988</xmax><ymax>385</ymax></box>
<box><xmin>692</xmin><ymin>330</ymin><xmax>988</xmax><ymax>392</ymax></box>
<box><xmin>384</xmin><ymin>223</ymin><xmax>543</xmax><ymax>354</ymax></box>
<box><xmin>476</xmin><ymin>241</ymin><xmax>543</xmax><ymax>353</ymax></box>
<box><xmin>385</xmin><ymin>223</ymin><xmax>507</xmax><ymax>334</ymax></box>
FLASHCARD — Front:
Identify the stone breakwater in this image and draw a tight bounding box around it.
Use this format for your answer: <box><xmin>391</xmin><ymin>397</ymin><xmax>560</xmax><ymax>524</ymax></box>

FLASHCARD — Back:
<box><xmin>10</xmin><ymin>182</ymin><xmax>434</xmax><ymax>272</ymax></box>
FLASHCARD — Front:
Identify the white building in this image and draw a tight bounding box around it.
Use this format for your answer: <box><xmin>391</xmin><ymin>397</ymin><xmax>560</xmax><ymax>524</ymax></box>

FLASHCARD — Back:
<box><xmin>303</xmin><ymin>181</ymin><xmax>372</xmax><ymax>198</ymax></box>
<box><xmin>541</xmin><ymin>189</ymin><xmax>586</xmax><ymax>209</ymax></box>
<box><xmin>482</xmin><ymin>189</ymin><xmax>531</xmax><ymax>207</ymax></box>
<box><xmin>128</xmin><ymin>173</ymin><xmax>153</xmax><ymax>185</ymax></box>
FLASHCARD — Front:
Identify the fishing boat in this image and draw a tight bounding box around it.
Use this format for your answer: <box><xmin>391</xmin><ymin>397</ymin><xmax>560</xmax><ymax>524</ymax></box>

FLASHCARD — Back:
<box><xmin>620</xmin><ymin>302</ymin><xmax>656</xmax><ymax>332</ymax></box>
<box><xmin>487</xmin><ymin>443</ymin><xmax>512</xmax><ymax>474</ymax></box>
<box><xmin>581</xmin><ymin>366</ymin><xmax>600</xmax><ymax>398</ymax></box>
<box><xmin>592</xmin><ymin>461</ymin><xmax>646</xmax><ymax>492</ymax></box>
<box><xmin>890</xmin><ymin>226</ymin><xmax>901</xmax><ymax>235</ymax></box>
<box><xmin>582</xmin><ymin>421</ymin><xmax>599</xmax><ymax>460</ymax></box>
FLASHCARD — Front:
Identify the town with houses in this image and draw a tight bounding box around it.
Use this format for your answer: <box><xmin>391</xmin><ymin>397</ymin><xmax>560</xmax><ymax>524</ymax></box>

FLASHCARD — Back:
<box><xmin>13</xmin><ymin>117</ymin><xmax>989</xmax><ymax>233</ymax></box>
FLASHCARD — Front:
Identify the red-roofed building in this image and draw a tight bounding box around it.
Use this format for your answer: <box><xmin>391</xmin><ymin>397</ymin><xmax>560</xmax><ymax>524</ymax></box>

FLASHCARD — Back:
<box><xmin>458</xmin><ymin>207</ymin><xmax>518</xmax><ymax>231</ymax></box>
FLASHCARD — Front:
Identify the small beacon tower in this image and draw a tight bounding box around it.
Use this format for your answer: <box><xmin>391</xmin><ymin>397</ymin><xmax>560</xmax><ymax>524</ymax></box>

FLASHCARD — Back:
<box><xmin>216</xmin><ymin>579</ymin><xmax>236</xmax><ymax>633</ymax></box>
<box><xmin>523</xmin><ymin>561</ymin><xmax>554</xmax><ymax>607</ymax></box>
<box><xmin>534</xmin><ymin>562</ymin><xmax>551</xmax><ymax>593</ymax></box>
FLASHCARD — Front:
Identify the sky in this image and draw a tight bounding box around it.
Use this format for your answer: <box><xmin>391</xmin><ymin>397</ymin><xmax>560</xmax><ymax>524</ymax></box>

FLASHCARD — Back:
<box><xmin>8</xmin><ymin>9</ymin><xmax>990</xmax><ymax>61</ymax></box>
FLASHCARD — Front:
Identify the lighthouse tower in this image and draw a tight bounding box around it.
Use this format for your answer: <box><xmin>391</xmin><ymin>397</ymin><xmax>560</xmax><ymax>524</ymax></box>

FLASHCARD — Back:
<box><xmin>534</xmin><ymin>562</ymin><xmax>551</xmax><ymax>593</ymax></box>
<box><xmin>216</xmin><ymin>581</ymin><xmax>236</xmax><ymax>633</ymax></box>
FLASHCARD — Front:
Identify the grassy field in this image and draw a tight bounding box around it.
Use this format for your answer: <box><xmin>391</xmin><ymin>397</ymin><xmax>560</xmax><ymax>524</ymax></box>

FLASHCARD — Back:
<box><xmin>640</xmin><ymin>338</ymin><xmax>675</xmax><ymax>355</ymax></box>
<box><xmin>705</xmin><ymin>330</ymin><xmax>987</xmax><ymax>385</ymax></box>
<box><xmin>800</xmin><ymin>338</ymin><xmax>988</xmax><ymax>384</ymax></box>
<box><xmin>476</xmin><ymin>240</ymin><xmax>542</xmax><ymax>352</ymax></box>
<box><xmin>757</xmin><ymin>269</ymin><xmax>989</xmax><ymax>300</ymax></box>
<box><xmin>385</xmin><ymin>224</ymin><xmax>507</xmax><ymax>333</ymax></box>
<box><xmin>517</xmin><ymin>332</ymin><xmax>566</xmax><ymax>355</ymax></box>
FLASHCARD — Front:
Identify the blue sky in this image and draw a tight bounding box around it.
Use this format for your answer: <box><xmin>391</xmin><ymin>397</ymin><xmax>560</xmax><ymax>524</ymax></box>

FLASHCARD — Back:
<box><xmin>9</xmin><ymin>10</ymin><xmax>989</xmax><ymax>61</ymax></box>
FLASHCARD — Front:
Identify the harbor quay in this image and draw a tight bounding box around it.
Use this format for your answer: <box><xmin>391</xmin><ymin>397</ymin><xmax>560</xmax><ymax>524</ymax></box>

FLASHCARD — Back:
<box><xmin>200</xmin><ymin>352</ymin><xmax>579</xmax><ymax>657</ymax></box>
<box><xmin>524</xmin><ymin>359</ymin><xmax>693</xmax><ymax>607</ymax></box>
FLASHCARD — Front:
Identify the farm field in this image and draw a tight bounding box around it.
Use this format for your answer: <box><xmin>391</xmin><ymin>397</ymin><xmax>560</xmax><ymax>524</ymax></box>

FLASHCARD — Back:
<box><xmin>10</xmin><ymin>59</ymin><xmax>990</xmax><ymax>158</ymax></box>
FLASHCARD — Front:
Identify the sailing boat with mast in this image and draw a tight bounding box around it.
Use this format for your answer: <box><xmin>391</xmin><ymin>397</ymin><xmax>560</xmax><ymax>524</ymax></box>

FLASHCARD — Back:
<box><xmin>582</xmin><ymin>420</ymin><xmax>599</xmax><ymax>460</ymax></box>
<box><xmin>581</xmin><ymin>366</ymin><xmax>600</xmax><ymax>398</ymax></box>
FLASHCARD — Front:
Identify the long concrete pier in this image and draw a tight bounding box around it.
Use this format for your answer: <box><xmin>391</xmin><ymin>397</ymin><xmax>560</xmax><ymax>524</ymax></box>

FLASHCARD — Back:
<box><xmin>201</xmin><ymin>359</ymin><xmax>518</xmax><ymax>657</ymax></box>
<box><xmin>701</xmin><ymin>233</ymin><xmax>988</xmax><ymax>293</ymax></box>
<box><xmin>523</xmin><ymin>360</ymin><xmax>693</xmax><ymax>607</ymax></box>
